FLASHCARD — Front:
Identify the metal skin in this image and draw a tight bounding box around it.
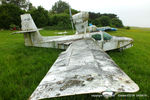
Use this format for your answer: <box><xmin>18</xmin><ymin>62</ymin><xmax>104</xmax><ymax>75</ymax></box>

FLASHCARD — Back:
<box><xmin>13</xmin><ymin>13</ymin><xmax>139</xmax><ymax>100</ymax></box>
<box><xmin>29</xmin><ymin>39</ymin><xmax>139</xmax><ymax>100</ymax></box>
<box><xmin>13</xmin><ymin>14</ymin><xmax>133</xmax><ymax>51</ymax></box>
<box><xmin>98</xmin><ymin>35</ymin><xmax>133</xmax><ymax>51</ymax></box>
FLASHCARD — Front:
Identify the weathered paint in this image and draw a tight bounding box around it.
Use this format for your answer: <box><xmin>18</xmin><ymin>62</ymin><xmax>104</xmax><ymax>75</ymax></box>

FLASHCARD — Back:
<box><xmin>29</xmin><ymin>39</ymin><xmax>139</xmax><ymax>100</ymax></box>
<box><xmin>72</xmin><ymin>12</ymin><xmax>89</xmax><ymax>34</ymax></box>
<box><xmin>102</xmin><ymin>36</ymin><xmax>133</xmax><ymax>51</ymax></box>
<box><xmin>20</xmin><ymin>14</ymin><xmax>43</xmax><ymax>46</ymax></box>
<box><xmin>13</xmin><ymin>14</ymin><xmax>133</xmax><ymax>51</ymax></box>
<box><xmin>12</xmin><ymin>13</ymin><xmax>139</xmax><ymax>99</ymax></box>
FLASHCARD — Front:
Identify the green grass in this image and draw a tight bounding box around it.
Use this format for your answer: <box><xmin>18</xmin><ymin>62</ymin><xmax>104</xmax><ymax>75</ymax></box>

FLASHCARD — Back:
<box><xmin>40</xmin><ymin>29</ymin><xmax>74</xmax><ymax>36</ymax></box>
<box><xmin>0</xmin><ymin>28</ymin><xmax>150</xmax><ymax>100</ymax></box>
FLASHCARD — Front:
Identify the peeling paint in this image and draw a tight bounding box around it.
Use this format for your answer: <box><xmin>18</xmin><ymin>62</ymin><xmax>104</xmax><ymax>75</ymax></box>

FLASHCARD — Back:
<box><xmin>12</xmin><ymin>13</ymin><xmax>139</xmax><ymax>100</ymax></box>
<box><xmin>60</xmin><ymin>79</ymin><xmax>84</xmax><ymax>91</ymax></box>
<box><xmin>29</xmin><ymin>39</ymin><xmax>139</xmax><ymax>100</ymax></box>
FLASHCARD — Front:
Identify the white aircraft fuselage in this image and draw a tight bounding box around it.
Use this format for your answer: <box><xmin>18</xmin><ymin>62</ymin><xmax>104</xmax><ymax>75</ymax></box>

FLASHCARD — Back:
<box><xmin>12</xmin><ymin>13</ymin><xmax>139</xmax><ymax>100</ymax></box>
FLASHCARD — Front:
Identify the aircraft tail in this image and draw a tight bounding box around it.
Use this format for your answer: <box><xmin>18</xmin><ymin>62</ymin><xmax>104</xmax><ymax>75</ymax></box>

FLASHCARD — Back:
<box><xmin>21</xmin><ymin>14</ymin><xmax>42</xmax><ymax>46</ymax></box>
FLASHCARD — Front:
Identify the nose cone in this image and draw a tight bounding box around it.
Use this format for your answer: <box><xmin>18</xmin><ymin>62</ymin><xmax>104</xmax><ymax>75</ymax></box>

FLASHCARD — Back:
<box><xmin>114</xmin><ymin>36</ymin><xmax>133</xmax><ymax>49</ymax></box>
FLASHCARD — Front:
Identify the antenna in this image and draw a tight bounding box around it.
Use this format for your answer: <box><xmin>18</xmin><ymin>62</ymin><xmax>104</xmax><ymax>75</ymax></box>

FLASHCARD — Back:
<box><xmin>27</xmin><ymin>0</ymin><xmax>30</xmax><ymax>11</ymax></box>
<box><xmin>69</xmin><ymin>5</ymin><xmax>74</xmax><ymax>31</ymax></box>
<box><xmin>56</xmin><ymin>2</ymin><xmax>58</xmax><ymax>8</ymax></box>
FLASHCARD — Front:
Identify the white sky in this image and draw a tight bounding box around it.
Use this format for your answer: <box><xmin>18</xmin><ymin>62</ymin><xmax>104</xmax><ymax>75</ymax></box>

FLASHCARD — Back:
<box><xmin>30</xmin><ymin>0</ymin><xmax>150</xmax><ymax>27</ymax></box>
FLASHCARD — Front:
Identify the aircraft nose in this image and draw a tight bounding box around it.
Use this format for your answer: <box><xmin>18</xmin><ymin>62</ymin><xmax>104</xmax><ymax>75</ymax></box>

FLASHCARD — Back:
<box><xmin>127</xmin><ymin>38</ymin><xmax>133</xmax><ymax>43</ymax></box>
<box><xmin>117</xmin><ymin>37</ymin><xmax>133</xmax><ymax>49</ymax></box>
<box><xmin>123</xmin><ymin>37</ymin><xmax>133</xmax><ymax>49</ymax></box>
<box><xmin>123</xmin><ymin>37</ymin><xmax>133</xmax><ymax>43</ymax></box>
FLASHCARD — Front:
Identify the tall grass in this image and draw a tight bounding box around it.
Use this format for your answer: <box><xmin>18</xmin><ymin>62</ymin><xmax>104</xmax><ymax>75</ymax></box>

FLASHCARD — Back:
<box><xmin>0</xmin><ymin>28</ymin><xmax>149</xmax><ymax>100</ymax></box>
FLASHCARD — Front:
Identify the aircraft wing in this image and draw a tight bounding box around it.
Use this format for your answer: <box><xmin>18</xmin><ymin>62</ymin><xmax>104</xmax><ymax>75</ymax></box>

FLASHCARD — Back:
<box><xmin>29</xmin><ymin>39</ymin><xmax>139</xmax><ymax>100</ymax></box>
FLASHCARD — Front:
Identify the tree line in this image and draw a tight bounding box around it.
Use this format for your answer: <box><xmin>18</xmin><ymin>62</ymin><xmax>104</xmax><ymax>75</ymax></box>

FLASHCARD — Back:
<box><xmin>0</xmin><ymin>0</ymin><xmax>124</xmax><ymax>30</ymax></box>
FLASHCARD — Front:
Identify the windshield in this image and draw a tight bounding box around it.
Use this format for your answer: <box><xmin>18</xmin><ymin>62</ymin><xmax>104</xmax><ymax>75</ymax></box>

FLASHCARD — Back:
<box><xmin>103</xmin><ymin>32</ymin><xmax>112</xmax><ymax>40</ymax></box>
<box><xmin>92</xmin><ymin>34</ymin><xmax>101</xmax><ymax>40</ymax></box>
<box><xmin>91</xmin><ymin>32</ymin><xmax>112</xmax><ymax>41</ymax></box>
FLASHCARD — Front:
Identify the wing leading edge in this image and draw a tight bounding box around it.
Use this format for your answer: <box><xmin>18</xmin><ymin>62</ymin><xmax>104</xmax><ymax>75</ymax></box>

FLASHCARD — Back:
<box><xmin>29</xmin><ymin>39</ymin><xmax>139</xmax><ymax>100</ymax></box>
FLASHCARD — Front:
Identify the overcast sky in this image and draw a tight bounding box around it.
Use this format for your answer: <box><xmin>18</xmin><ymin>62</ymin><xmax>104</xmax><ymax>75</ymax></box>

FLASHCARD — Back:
<box><xmin>30</xmin><ymin>0</ymin><xmax>150</xmax><ymax>27</ymax></box>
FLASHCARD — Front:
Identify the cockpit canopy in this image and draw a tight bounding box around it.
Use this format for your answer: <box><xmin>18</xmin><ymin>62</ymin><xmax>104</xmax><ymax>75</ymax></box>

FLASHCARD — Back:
<box><xmin>92</xmin><ymin>32</ymin><xmax>112</xmax><ymax>40</ymax></box>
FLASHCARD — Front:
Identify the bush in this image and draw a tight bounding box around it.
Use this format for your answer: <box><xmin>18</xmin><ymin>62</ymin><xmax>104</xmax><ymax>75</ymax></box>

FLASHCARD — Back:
<box><xmin>111</xmin><ymin>18</ymin><xmax>123</xmax><ymax>28</ymax></box>
<box><xmin>0</xmin><ymin>4</ymin><xmax>24</xmax><ymax>29</ymax></box>
<box><xmin>126</xmin><ymin>26</ymin><xmax>130</xmax><ymax>30</ymax></box>
<box><xmin>89</xmin><ymin>12</ymin><xmax>124</xmax><ymax>28</ymax></box>
<box><xmin>30</xmin><ymin>6</ymin><xmax>49</xmax><ymax>28</ymax></box>
<box><xmin>64</xmin><ymin>8</ymin><xmax>79</xmax><ymax>15</ymax></box>
<box><xmin>48</xmin><ymin>13</ymin><xmax>72</xmax><ymax>29</ymax></box>
<box><xmin>97</xmin><ymin>16</ymin><xmax>111</xmax><ymax>26</ymax></box>
<box><xmin>9</xmin><ymin>24</ymin><xmax>19</xmax><ymax>30</ymax></box>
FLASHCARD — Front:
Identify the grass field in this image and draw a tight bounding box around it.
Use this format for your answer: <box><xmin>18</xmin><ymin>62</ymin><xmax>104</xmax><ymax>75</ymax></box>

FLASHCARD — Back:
<box><xmin>0</xmin><ymin>28</ymin><xmax>150</xmax><ymax>100</ymax></box>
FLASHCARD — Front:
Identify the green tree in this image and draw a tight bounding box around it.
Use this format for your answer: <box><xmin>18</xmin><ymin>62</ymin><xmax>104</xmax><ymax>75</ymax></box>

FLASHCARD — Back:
<box><xmin>28</xmin><ymin>3</ymin><xmax>36</xmax><ymax>11</ymax></box>
<box><xmin>98</xmin><ymin>16</ymin><xmax>111</xmax><ymax>26</ymax></box>
<box><xmin>89</xmin><ymin>12</ymin><xmax>101</xmax><ymax>20</ymax></box>
<box><xmin>64</xmin><ymin>8</ymin><xmax>79</xmax><ymax>15</ymax></box>
<box><xmin>30</xmin><ymin>6</ymin><xmax>49</xmax><ymax>28</ymax></box>
<box><xmin>89</xmin><ymin>12</ymin><xmax>101</xmax><ymax>25</ymax></box>
<box><xmin>102</xmin><ymin>13</ymin><xmax>117</xmax><ymax>19</ymax></box>
<box><xmin>51</xmin><ymin>0</ymin><xmax>69</xmax><ymax>14</ymax></box>
<box><xmin>88</xmin><ymin>12</ymin><xmax>123</xmax><ymax>27</ymax></box>
<box><xmin>0</xmin><ymin>4</ymin><xmax>24</xmax><ymax>29</ymax></box>
<box><xmin>48</xmin><ymin>13</ymin><xmax>71</xmax><ymax>29</ymax></box>
<box><xmin>2</xmin><ymin>0</ymin><xmax>29</xmax><ymax>10</ymax></box>
<box><xmin>111</xmin><ymin>18</ymin><xmax>123</xmax><ymax>27</ymax></box>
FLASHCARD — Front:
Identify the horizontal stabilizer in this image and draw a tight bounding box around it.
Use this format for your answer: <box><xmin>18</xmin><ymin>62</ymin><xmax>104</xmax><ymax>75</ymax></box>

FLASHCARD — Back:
<box><xmin>11</xmin><ymin>29</ymin><xmax>42</xmax><ymax>35</ymax></box>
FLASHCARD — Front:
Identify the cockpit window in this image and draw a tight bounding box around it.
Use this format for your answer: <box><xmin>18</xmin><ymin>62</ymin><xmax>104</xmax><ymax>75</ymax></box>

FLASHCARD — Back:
<box><xmin>92</xmin><ymin>32</ymin><xmax>112</xmax><ymax>41</ymax></box>
<box><xmin>92</xmin><ymin>34</ymin><xmax>101</xmax><ymax>40</ymax></box>
<box><xmin>103</xmin><ymin>32</ymin><xmax>112</xmax><ymax>40</ymax></box>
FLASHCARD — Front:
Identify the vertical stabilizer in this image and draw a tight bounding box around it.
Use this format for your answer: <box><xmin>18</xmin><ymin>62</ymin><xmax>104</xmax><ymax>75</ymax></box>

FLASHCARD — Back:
<box><xmin>21</xmin><ymin>14</ymin><xmax>42</xmax><ymax>46</ymax></box>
